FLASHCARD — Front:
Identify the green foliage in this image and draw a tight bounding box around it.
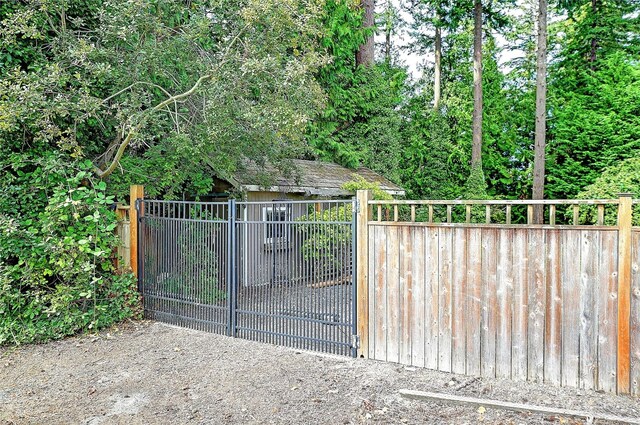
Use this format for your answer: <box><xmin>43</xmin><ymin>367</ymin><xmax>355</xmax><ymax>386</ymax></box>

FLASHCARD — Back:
<box><xmin>547</xmin><ymin>53</ymin><xmax>640</xmax><ymax>198</ymax></box>
<box><xmin>296</xmin><ymin>178</ymin><xmax>394</xmax><ymax>276</ymax></box>
<box><xmin>341</xmin><ymin>175</ymin><xmax>394</xmax><ymax>200</ymax></box>
<box><xmin>0</xmin><ymin>154</ymin><xmax>139</xmax><ymax>346</ymax></box>
<box><xmin>578</xmin><ymin>157</ymin><xmax>640</xmax><ymax>225</ymax></box>
<box><xmin>400</xmin><ymin>102</ymin><xmax>465</xmax><ymax>200</ymax></box>
<box><xmin>307</xmin><ymin>1</ymin><xmax>406</xmax><ymax>183</ymax></box>
<box><xmin>0</xmin><ymin>0</ymin><xmax>328</xmax><ymax>190</ymax></box>
<box><xmin>296</xmin><ymin>204</ymin><xmax>353</xmax><ymax>278</ymax></box>
<box><xmin>462</xmin><ymin>163</ymin><xmax>488</xmax><ymax>199</ymax></box>
<box><xmin>154</xmin><ymin>218</ymin><xmax>226</xmax><ymax>304</ymax></box>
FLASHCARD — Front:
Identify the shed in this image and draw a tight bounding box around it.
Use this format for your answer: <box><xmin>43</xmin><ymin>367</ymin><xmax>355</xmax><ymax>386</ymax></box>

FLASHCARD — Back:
<box><xmin>220</xmin><ymin>159</ymin><xmax>405</xmax><ymax>200</ymax></box>
<box><xmin>215</xmin><ymin>160</ymin><xmax>405</xmax><ymax>286</ymax></box>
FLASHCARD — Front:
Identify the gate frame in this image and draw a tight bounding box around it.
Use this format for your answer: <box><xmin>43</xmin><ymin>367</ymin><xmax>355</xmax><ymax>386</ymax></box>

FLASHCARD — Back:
<box><xmin>132</xmin><ymin>188</ymin><xmax>359</xmax><ymax>357</ymax></box>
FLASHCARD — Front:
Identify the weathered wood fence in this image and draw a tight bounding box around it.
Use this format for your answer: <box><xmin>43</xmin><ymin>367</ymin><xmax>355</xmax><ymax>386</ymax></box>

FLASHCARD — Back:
<box><xmin>114</xmin><ymin>203</ymin><xmax>131</xmax><ymax>271</ymax></box>
<box><xmin>356</xmin><ymin>191</ymin><xmax>639</xmax><ymax>396</ymax></box>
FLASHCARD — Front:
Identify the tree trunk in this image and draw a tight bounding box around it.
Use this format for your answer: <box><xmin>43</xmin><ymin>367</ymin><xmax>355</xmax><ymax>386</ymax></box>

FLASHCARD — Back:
<box><xmin>589</xmin><ymin>0</ymin><xmax>598</xmax><ymax>68</ymax></box>
<box><xmin>384</xmin><ymin>0</ymin><xmax>392</xmax><ymax>63</ymax></box>
<box><xmin>385</xmin><ymin>26</ymin><xmax>391</xmax><ymax>63</ymax></box>
<box><xmin>532</xmin><ymin>0</ymin><xmax>548</xmax><ymax>223</ymax></box>
<box><xmin>356</xmin><ymin>0</ymin><xmax>375</xmax><ymax>67</ymax></box>
<box><xmin>434</xmin><ymin>25</ymin><xmax>442</xmax><ymax>109</ymax></box>
<box><xmin>471</xmin><ymin>0</ymin><xmax>483</xmax><ymax>167</ymax></box>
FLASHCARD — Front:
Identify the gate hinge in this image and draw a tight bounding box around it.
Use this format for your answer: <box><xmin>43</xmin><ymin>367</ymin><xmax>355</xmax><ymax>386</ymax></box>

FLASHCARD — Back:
<box><xmin>352</xmin><ymin>334</ymin><xmax>360</xmax><ymax>349</ymax></box>
<box><xmin>354</xmin><ymin>199</ymin><xmax>361</xmax><ymax>214</ymax></box>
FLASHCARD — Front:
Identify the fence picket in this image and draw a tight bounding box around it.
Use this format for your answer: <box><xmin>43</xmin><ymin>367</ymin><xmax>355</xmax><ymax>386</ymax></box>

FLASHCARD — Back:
<box><xmin>438</xmin><ymin>227</ymin><xmax>453</xmax><ymax>372</ymax></box>
<box><xmin>386</xmin><ymin>226</ymin><xmax>400</xmax><ymax>363</ymax></box>
<box><xmin>368</xmin><ymin>222</ymin><xmax>376</xmax><ymax>359</ymax></box>
<box><xmin>451</xmin><ymin>227</ymin><xmax>467</xmax><ymax>375</ymax></box>
<box><xmin>528</xmin><ymin>229</ymin><xmax>546</xmax><ymax>382</ymax></box>
<box><xmin>631</xmin><ymin>230</ymin><xmax>640</xmax><ymax>395</ymax></box>
<box><xmin>598</xmin><ymin>231</ymin><xmax>619</xmax><ymax>392</ymax></box>
<box><xmin>496</xmin><ymin>230</ymin><xmax>513</xmax><ymax>379</ymax></box>
<box><xmin>481</xmin><ymin>229</ymin><xmax>498</xmax><ymax>378</ymax></box>
<box><xmin>374</xmin><ymin>225</ymin><xmax>388</xmax><ymax>361</ymax></box>
<box><xmin>512</xmin><ymin>230</ymin><xmax>529</xmax><ymax>380</ymax></box>
<box><xmin>399</xmin><ymin>226</ymin><xmax>413</xmax><ymax>365</ymax></box>
<box><xmin>425</xmin><ymin>228</ymin><xmax>440</xmax><ymax>370</ymax></box>
<box><xmin>466</xmin><ymin>228</ymin><xmax>482</xmax><ymax>376</ymax></box>
<box><xmin>579</xmin><ymin>230</ymin><xmax>599</xmax><ymax>389</ymax></box>
<box><xmin>411</xmin><ymin>227</ymin><xmax>426</xmax><ymax>367</ymax></box>
<box><xmin>544</xmin><ymin>230</ymin><xmax>562</xmax><ymax>385</ymax></box>
<box><xmin>562</xmin><ymin>230</ymin><xmax>581</xmax><ymax>388</ymax></box>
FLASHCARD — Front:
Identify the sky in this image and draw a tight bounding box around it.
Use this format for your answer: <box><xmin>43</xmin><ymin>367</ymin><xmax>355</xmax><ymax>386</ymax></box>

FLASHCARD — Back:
<box><xmin>377</xmin><ymin>0</ymin><xmax>533</xmax><ymax>81</ymax></box>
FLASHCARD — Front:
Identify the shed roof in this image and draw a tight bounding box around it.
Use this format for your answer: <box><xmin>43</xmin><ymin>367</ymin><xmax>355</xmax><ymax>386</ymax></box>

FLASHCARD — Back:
<box><xmin>232</xmin><ymin>159</ymin><xmax>405</xmax><ymax>197</ymax></box>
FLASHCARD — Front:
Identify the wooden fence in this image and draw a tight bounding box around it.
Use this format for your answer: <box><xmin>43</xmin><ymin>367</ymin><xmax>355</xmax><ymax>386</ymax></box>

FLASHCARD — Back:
<box><xmin>115</xmin><ymin>204</ymin><xmax>131</xmax><ymax>271</ymax></box>
<box><xmin>356</xmin><ymin>192</ymin><xmax>639</xmax><ymax>396</ymax></box>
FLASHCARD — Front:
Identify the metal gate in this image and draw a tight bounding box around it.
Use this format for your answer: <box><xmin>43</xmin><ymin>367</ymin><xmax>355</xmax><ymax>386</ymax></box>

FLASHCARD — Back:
<box><xmin>137</xmin><ymin>199</ymin><xmax>357</xmax><ymax>356</ymax></box>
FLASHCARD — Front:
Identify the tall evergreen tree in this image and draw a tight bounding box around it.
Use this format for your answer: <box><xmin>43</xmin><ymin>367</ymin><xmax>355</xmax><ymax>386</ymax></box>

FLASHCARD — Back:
<box><xmin>532</xmin><ymin>0</ymin><xmax>548</xmax><ymax>221</ymax></box>
<box><xmin>546</xmin><ymin>0</ymin><xmax>640</xmax><ymax>198</ymax></box>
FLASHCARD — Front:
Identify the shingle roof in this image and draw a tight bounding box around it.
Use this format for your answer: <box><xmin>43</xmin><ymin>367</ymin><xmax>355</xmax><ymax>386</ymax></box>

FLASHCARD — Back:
<box><xmin>233</xmin><ymin>159</ymin><xmax>405</xmax><ymax>197</ymax></box>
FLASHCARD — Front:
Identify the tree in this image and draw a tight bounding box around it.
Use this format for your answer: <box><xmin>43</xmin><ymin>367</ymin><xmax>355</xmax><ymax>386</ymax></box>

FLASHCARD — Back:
<box><xmin>405</xmin><ymin>0</ymin><xmax>457</xmax><ymax>109</ymax></box>
<box><xmin>0</xmin><ymin>0</ymin><xmax>328</xmax><ymax>191</ymax></box>
<box><xmin>0</xmin><ymin>0</ymin><xmax>329</xmax><ymax>345</ymax></box>
<box><xmin>434</xmin><ymin>23</ymin><xmax>443</xmax><ymax>108</ymax></box>
<box><xmin>356</xmin><ymin>0</ymin><xmax>375</xmax><ymax>66</ymax></box>
<box><xmin>471</xmin><ymin>0</ymin><xmax>483</xmax><ymax>169</ymax></box>
<box><xmin>546</xmin><ymin>0</ymin><xmax>640</xmax><ymax>198</ymax></box>
<box><xmin>532</xmin><ymin>0</ymin><xmax>547</xmax><ymax>222</ymax></box>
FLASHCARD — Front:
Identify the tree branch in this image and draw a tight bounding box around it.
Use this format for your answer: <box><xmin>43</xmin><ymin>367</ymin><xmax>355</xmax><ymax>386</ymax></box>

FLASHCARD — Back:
<box><xmin>93</xmin><ymin>73</ymin><xmax>213</xmax><ymax>179</ymax></box>
<box><xmin>93</xmin><ymin>24</ymin><xmax>250</xmax><ymax>179</ymax></box>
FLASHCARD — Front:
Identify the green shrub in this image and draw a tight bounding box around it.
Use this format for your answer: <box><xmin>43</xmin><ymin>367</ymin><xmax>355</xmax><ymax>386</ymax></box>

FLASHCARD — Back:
<box><xmin>0</xmin><ymin>154</ymin><xmax>140</xmax><ymax>346</ymax></box>
<box><xmin>296</xmin><ymin>204</ymin><xmax>353</xmax><ymax>279</ymax></box>
<box><xmin>577</xmin><ymin>157</ymin><xmax>640</xmax><ymax>225</ymax></box>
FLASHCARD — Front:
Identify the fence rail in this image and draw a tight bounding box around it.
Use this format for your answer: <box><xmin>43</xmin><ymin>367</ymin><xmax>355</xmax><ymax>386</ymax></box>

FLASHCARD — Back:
<box><xmin>368</xmin><ymin>198</ymin><xmax>630</xmax><ymax>226</ymax></box>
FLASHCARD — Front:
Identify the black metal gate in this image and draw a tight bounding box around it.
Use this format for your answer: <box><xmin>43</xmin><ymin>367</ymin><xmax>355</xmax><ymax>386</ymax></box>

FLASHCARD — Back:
<box><xmin>137</xmin><ymin>199</ymin><xmax>357</xmax><ymax>356</ymax></box>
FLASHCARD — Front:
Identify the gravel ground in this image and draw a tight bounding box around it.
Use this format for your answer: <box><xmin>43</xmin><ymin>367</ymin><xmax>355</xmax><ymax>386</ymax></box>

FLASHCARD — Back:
<box><xmin>1</xmin><ymin>321</ymin><xmax>639</xmax><ymax>425</ymax></box>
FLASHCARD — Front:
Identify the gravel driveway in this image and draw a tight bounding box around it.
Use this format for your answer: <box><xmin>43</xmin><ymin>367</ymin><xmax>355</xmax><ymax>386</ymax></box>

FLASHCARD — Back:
<box><xmin>1</xmin><ymin>321</ymin><xmax>639</xmax><ymax>424</ymax></box>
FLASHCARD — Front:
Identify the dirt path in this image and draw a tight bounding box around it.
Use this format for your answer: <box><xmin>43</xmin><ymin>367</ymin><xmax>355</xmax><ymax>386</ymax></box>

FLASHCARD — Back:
<box><xmin>1</xmin><ymin>321</ymin><xmax>638</xmax><ymax>424</ymax></box>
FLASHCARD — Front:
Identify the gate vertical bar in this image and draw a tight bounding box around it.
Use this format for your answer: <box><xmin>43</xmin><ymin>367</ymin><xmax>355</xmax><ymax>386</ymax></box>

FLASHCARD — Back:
<box><xmin>227</xmin><ymin>199</ymin><xmax>233</xmax><ymax>336</ymax></box>
<box><xmin>135</xmin><ymin>198</ymin><xmax>143</xmax><ymax>294</ymax></box>
<box><xmin>229</xmin><ymin>198</ymin><xmax>238</xmax><ymax>338</ymax></box>
<box><xmin>351</xmin><ymin>197</ymin><xmax>358</xmax><ymax>357</ymax></box>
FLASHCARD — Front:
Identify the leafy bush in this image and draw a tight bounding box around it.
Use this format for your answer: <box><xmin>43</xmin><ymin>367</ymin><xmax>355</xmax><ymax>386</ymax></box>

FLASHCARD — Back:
<box><xmin>296</xmin><ymin>203</ymin><xmax>353</xmax><ymax>280</ymax></box>
<box><xmin>295</xmin><ymin>178</ymin><xmax>395</xmax><ymax>279</ymax></box>
<box><xmin>0</xmin><ymin>154</ymin><xmax>140</xmax><ymax>346</ymax></box>
<box><xmin>152</xmin><ymin>213</ymin><xmax>226</xmax><ymax>304</ymax></box>
<box><xmin>577</xmin><ymin>157</ymin><xmax>640</xmax><ymax>225</ymax></box>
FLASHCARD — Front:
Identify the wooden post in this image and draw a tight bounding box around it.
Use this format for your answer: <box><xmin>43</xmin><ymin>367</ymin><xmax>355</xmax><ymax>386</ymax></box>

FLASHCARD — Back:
<box><xmin>115</xmin><ymin>203</ymin><xmax>127</xmax><ymax>272</ymax></box>
<box><xmin>356</xmin><ymin>190</ymin><xmax>372</xmax><ymax>358</ymax></box>
<box><xmin>130</xmin><ymin>185</ymin><xmax>144</xmax><ymax>279</ymax></box>
<box><xmin>617</xmin><ymin>193</ymin><xmax>632</xmax><ymax>394</ymax></box>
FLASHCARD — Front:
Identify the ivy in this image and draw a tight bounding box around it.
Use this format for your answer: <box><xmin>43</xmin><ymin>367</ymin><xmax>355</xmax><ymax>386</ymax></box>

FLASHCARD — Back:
<box><xmin>0</xmin><ymin>153</ymin><xmax>140</xmax><ymax>346</ymax></box>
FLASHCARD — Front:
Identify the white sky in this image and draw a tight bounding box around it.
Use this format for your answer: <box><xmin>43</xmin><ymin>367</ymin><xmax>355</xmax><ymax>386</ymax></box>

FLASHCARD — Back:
<box><xmin>377</xmin><ymin>0</ymin><xmax>531</xmax><ymax>81</ymax></box>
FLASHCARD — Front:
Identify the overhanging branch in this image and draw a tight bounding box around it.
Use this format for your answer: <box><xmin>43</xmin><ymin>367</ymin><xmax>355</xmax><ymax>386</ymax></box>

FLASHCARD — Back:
<box><xmin>93</xmin><ymin>24</ymin><xmax>249</xmax><ymax>179</ymax></box>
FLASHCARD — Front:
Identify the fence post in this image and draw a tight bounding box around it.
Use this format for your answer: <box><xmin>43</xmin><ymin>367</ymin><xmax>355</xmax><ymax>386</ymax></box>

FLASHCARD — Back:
<box><xmin>356</xmin><ymin>190</ymin><xmax>371</xmax><ymax>358</ymax></box>
<box><xmin>617</xmin><ymin>193</ymin><xmax>632</xmax><ymax>394</ymax></box>
<box><xmin>130</xmin><ymin>185</ymin><xmax>144</xmax><ymax>279</ymax></box>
